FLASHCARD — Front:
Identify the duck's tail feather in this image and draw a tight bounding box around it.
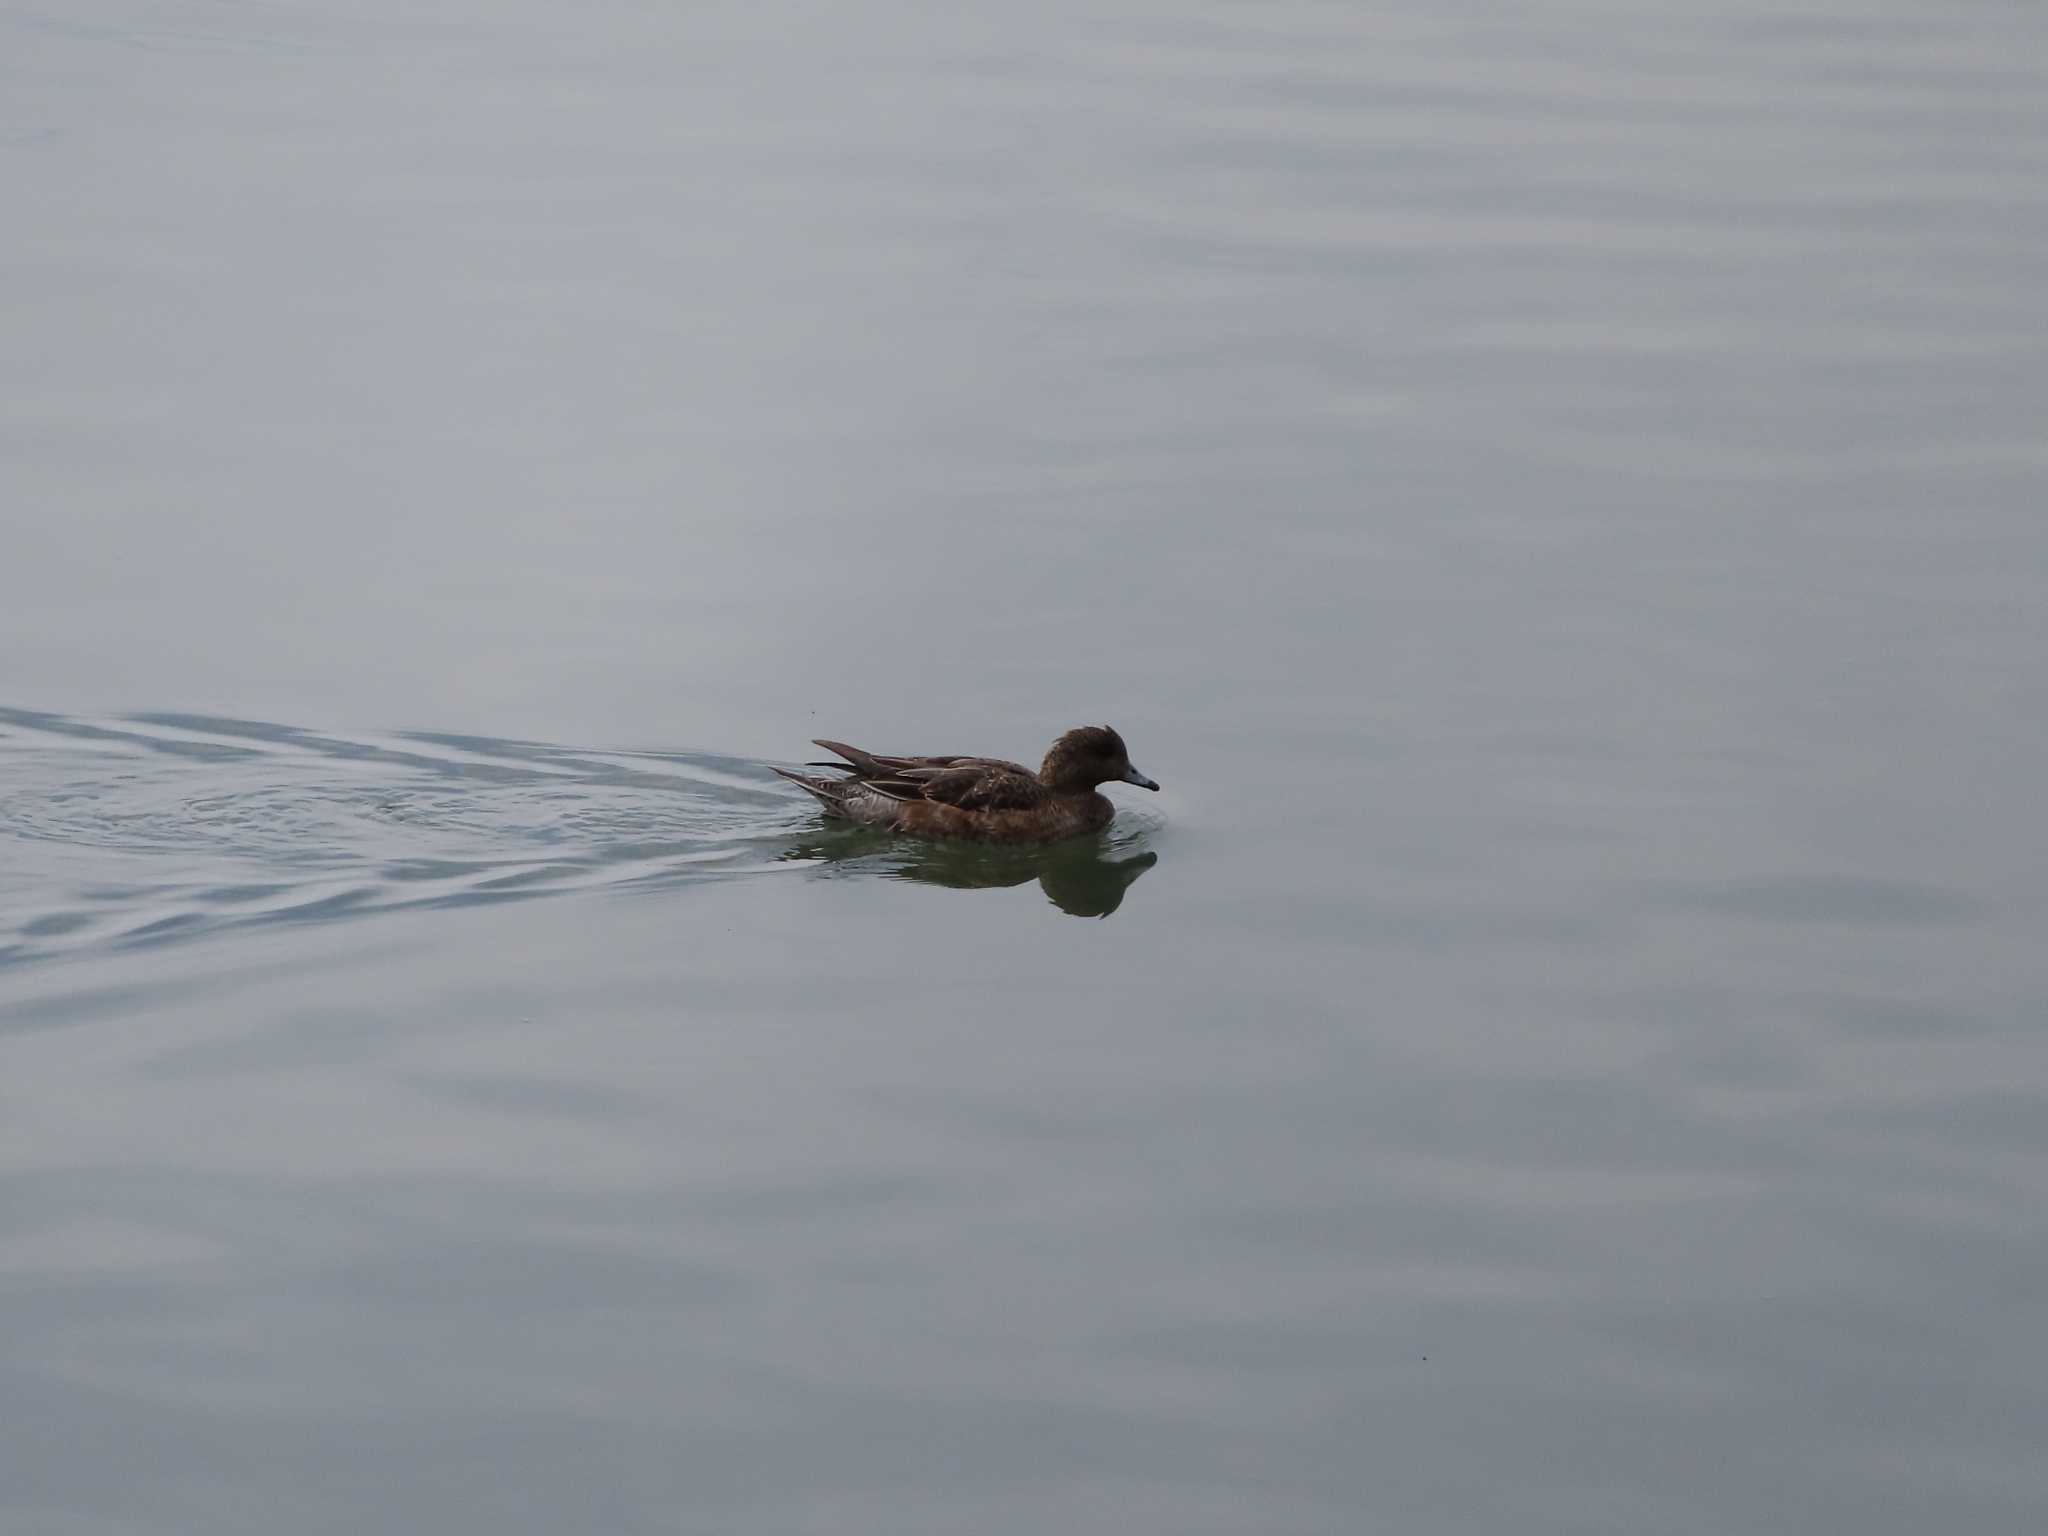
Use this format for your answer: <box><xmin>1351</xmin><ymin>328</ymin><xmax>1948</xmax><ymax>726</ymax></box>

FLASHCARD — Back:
<box><xmin>772</xmin><ymin>764</ymin><xmax>912</xmax><ymax>822</ymax></box>
<box><xmin>811</xmin><ymin>738</ymin><xmax>884</xmax><ymax>773</ymax></box>
<box><xmin>772</xmin><ymin>765</ymin><xmax>848</xmax><ymax>808</ymax></box>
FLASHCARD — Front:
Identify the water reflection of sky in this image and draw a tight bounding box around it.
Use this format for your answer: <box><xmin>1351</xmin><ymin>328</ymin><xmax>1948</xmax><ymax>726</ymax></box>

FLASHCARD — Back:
<box><xmin>5</xmin><ymin>0</ymin><xmax>2048</xmax><ymax>1531</ymax></box>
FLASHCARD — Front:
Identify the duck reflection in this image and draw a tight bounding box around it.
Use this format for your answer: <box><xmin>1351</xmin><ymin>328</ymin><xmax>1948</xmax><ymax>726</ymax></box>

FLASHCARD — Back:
<box><xmin>783</xmin><ymin>831</ymin><xmax>1158</xmax><ymax>918</ymax></box>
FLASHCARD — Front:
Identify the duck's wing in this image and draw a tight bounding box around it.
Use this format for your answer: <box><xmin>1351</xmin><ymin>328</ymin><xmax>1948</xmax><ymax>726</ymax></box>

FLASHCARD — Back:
<box><xmin>811</xmin><ymin>741</ymin><xmax>1029</xmax><ymax>774</ymax></box>
<box><xmin>908</xmin><ymin>762</ymin><xmax>1050</xmax><ymax>812</ymax></box>
<box><xmin>808</xmin><ymin>741</ymin><xmax>1038</xmax><ymax>805</ymax></box>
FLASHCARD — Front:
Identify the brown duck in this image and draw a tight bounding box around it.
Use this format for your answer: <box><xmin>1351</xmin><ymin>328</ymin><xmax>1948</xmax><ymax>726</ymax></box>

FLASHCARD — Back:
<box><xmin>773</xmin><ymin>725</ymin><xmax>1160</xmax><ymax>845</ymax></box>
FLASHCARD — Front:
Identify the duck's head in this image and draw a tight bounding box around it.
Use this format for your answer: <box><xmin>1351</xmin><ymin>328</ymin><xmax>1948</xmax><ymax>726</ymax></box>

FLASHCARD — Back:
<box><xmin>1041</xmin><ymin>725</ymin><xmax>1159</xmax><ymax>792</ymax></box>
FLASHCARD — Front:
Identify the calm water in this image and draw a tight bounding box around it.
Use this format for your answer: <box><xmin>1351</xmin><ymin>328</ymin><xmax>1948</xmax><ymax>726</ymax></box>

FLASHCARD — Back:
<box><xmin>6</xmin><ymin>0</ymin><xmax>2048</xmax><ymax>1531</ymax></box>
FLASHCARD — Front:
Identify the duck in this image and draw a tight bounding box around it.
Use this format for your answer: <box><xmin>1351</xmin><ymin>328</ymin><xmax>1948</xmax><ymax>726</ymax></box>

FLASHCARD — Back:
<box><xmin>772</xmin><ymin>724</ymin><xmax>1160</xmax><ymax>845</ymax></box>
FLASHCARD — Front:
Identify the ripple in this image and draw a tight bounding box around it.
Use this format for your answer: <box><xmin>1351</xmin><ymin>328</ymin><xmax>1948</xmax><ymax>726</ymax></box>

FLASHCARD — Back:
<box><xmin>0</xmin><ymin>707</ymin><xmax>817</xmax><ymax>970</ymax></box>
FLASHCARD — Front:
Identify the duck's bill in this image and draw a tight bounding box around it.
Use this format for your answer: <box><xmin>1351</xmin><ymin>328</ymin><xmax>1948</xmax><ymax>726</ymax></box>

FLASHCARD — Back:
<box><xmin>1120</xmin><ymin>765</ymin><xmax>1161</xmax><ymax>791</ymax></box>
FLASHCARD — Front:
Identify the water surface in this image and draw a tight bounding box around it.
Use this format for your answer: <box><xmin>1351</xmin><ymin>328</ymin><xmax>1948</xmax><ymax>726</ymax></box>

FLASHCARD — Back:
<box><xmin>5</xmin><ymin>0</ymin><xmax>2048</xmax><ymax>1531</ymax></box>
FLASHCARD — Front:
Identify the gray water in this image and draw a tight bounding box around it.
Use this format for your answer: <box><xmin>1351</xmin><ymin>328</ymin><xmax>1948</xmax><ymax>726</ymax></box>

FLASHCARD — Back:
<box><xmin>6</xmin><ymin>1</ymin><xmax>2048</xmax><ymax>1531</ymax></box>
